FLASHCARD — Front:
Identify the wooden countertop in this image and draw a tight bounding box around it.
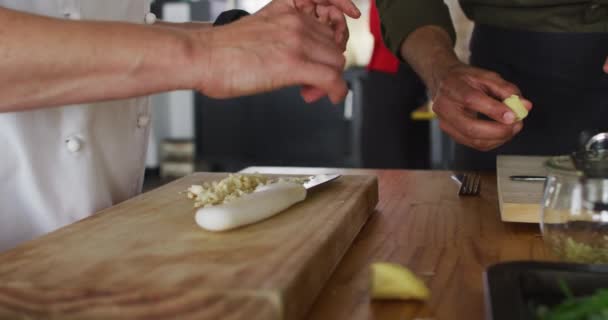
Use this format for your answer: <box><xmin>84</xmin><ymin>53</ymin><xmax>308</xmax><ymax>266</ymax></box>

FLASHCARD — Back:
<box><xmin>241</xmin><ymin>167</ymin><xmax>558</xmax><ymax>320</ymax></box>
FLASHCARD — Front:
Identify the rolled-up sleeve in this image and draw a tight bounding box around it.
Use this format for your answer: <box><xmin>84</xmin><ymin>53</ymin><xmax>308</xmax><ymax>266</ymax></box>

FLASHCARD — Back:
<box><xmin>376</xmin><ymin>0</ymin><xmax>456</xmax><ymax>60</ymax></box>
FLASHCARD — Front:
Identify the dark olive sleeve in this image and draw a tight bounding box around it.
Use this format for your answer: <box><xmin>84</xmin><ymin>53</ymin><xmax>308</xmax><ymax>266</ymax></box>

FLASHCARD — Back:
<box><xmin>376</xmin><ymin>0</ymin><xmax>456</xmax><ymax>60</ymax></box>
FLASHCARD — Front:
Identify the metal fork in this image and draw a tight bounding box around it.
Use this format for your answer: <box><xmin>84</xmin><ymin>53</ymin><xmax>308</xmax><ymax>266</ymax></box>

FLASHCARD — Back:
<box><xmin>455</xmin><ymin>172</ymin><xmax>481</xmax><ymax>196</ymax></box>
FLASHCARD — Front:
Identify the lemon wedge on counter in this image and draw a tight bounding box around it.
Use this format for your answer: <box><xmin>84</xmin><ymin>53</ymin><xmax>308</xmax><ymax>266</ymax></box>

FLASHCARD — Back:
<box><xmin>503</xmin><ymin>95</ymin><xmax>528</xmax><ymax>121</ymax></box>
<box><xmin>370</xmin><ymin>262</ymin><xmax>430</xmax><ymax>301</ymax></box>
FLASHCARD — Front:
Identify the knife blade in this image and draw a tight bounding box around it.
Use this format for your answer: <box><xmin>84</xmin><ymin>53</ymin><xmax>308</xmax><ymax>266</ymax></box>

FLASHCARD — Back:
<box><xmin>303</xmin><ymin>174</ymin><xmax>341</xmax><ymax>190</ymax></box>
<box><xmin>509</xmin><ymin>175</ymin><xmax>547</xmax><ymax>182</ymax></box>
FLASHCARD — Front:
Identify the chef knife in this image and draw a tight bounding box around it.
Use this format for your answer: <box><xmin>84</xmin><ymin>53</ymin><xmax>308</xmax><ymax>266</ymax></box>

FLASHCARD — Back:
<box><xmin>302</xmin><ymin>173</ymin><xmax>341</xmax><ymax>190</ymax></box>
<box><xmin>195</xmin><ymin>174</ymin><xmax>341</xmax><ymax>231</ymax></box>
<box><xmin>509</xmin><ymin>175</ymin><xmax>547</xmax><ymax>182</ymax></box>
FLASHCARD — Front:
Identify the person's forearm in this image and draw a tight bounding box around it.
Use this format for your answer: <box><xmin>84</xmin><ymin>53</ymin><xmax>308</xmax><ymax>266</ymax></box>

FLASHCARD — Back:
<box><xmin>0</xmin><ymin>7</ymin><xmax>202</xmax><ymax>113</ymax></box>
<box><xmin>400</xmin><ymin>26</ymin><xmax>462</xmax><ymax>97</ymax></box>
<box><xmin>156</xmin><ymin>20</ymin><xmax>212</xmax><ymax>30</ymax></box>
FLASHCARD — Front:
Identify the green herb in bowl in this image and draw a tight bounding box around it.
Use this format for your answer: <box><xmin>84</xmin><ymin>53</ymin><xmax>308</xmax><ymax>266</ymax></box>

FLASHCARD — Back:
<box><xmin>537</xmin><ymin>280</ymin><xmax>608</xmax><ymax>320</ymax></box>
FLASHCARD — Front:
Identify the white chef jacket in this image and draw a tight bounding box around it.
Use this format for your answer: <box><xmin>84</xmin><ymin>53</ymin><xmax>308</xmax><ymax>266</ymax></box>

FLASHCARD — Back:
<box><xmin>0</xmin><ymin>0</ymin><xmax>155</xmax><ymax>252</ymax></box>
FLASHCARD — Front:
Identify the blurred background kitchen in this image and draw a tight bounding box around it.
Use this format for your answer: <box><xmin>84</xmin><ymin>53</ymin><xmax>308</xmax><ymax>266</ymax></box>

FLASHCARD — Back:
<box><xmin>144</xmin><ymin>0</ymin><xmax>473</xmax><ymax>189</ymax></box>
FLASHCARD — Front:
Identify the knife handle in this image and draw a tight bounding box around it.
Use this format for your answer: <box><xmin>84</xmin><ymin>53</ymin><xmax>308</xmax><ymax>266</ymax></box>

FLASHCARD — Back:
<box><xmin>195</xmin><ymin>181</ymin><xmax>307</xmax><ymax>232</ymax></box>
<box><xmin>509</xmin><ymin>175</ymin><xmax>547</xmax><ymax>182</ymax></box>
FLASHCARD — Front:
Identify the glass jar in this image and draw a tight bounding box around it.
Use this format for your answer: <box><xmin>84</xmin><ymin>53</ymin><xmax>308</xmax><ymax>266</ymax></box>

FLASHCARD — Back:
<box><xmin>541</xmin><ymin>153</ymin><xmax>608</xmax><ymax>263</ymax></box>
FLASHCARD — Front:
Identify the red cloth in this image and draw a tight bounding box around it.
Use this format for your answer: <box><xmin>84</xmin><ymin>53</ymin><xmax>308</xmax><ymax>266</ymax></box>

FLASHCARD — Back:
<box><xmin>367</xmin><ymin>0</ymin><xmax>400</xmax><ymax>74</ymax></box>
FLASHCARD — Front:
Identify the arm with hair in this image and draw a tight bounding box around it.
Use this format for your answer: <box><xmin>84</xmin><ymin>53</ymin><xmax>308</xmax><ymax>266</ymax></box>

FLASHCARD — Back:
<box><xmin>377</xmin><ymin>0</ymin><xmax>532</xmax><ymax>151</ymax></box>
<box><xmin>0</xmin><ymin>0</ymin><xmax>361</xmax><ymax>113</ymax></box>
<box><xmin>0</xmin><ymin>6</ymin><xmax>198</xmax><ymax>112</ymax></box>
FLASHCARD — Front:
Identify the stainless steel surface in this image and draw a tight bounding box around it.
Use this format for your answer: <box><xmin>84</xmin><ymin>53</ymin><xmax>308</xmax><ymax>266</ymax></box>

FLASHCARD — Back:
<box><xmin>509</xmin><ymin>175</ymin><xmax>547</xmax><ymax>182</ymax></box>
<box><xmin>571</xmin><ymin>132</ymin><xmax>608</xmax><ymax>178</ymax></box>
<box><xmin>303</xmin><ymin>174</ymin><xmax>341</xmax><ymax>190</ymax></box>
<box><xmin>457</xmin><ymin>172</ymin><xmax>481</xmax><ymax>196</ymax></box>
<box><xmin>585</xmin><ymin>132</ymin><xmax>608</xmax><ymax>151</ymax></box>
<box><xmin>451</xmin><ymin>172</ymin><xmax>464</xmax><ymax>185</ymax></box>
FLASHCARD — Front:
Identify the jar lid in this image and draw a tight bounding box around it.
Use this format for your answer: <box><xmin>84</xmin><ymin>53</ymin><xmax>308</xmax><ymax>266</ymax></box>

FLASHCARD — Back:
<box><xmin>572</xmin><ymin>149</ymin><xmax>608</xmax><ymax>179</ymax></box>
<box><xmin>545</xmin><ymin>132</ymin><xmax>608</xmax><ymax>178</ymax></box>
<box><xmin>545</xmin><ymin>151</ymin><xmax>608</xmax><ymax>178</ymax></box>
<box><xmin>545</xmin><ymin>155</ymin><xmax>581</xmax><ymax>176</ymax></box>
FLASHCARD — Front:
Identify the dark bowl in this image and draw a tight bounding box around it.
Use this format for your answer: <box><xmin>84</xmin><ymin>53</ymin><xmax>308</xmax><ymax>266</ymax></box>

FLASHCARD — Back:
<box><xmin>484</xmin><ymin>261</ymin><xmax>608</xmax><ymax>320</ymax></box>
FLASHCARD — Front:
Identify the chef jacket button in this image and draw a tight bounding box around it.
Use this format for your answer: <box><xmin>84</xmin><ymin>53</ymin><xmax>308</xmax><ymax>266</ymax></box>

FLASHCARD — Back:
<box><xmin>144</xmin><ymin>12</ymin><xmax>157</xmax><ymax>25</ymax></box>
<box><xmin>66</xmin><ymin>137</ymin><xmax>83</xmax><ymax>153</ymax></box>
<box><xmin>137</xmin><ymin>115</ymin><xmax>151</xmax><ymax>128</ymax></box>
<box><xmin>64</xmin><ymin>11</ymin><xmax>81</xmax><ymax>20</ymax></box>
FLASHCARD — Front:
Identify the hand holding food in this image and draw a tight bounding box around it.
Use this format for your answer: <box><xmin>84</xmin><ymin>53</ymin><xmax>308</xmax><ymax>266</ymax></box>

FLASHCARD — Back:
<box><xmin>191</xmin><ymin>0</ymin><xmax>357</xmax><ymax>104</ymax></box>
<box><xmin>288</xmin><ymin>0</ymin><xmax>360</xmax><ymax>102</ymax></box>
<box><xmin>255</xmin><ymin>0</ymin><xmax>360</xmax><ymax>103</ymax></box>
<box><xmin>430</xmin><ymin>63</ymin><xmax>533</xmax><ymax>151</ymax></box>
<box><xmin>267</xmin><ymin>0</ymin><xmax>360</xmax><ymax>50</ymax></box>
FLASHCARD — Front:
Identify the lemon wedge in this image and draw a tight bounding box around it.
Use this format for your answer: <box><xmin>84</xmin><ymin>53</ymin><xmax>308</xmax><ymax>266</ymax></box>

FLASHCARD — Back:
<box><xmin>370</xmin><ymin>262</ymin><xmax>430</xmax><ymax>301</ymax></box>
<box><xmin>503</xmin><ymin>95</ymin><xmax>528</xmax><ymax>121</ymax></box>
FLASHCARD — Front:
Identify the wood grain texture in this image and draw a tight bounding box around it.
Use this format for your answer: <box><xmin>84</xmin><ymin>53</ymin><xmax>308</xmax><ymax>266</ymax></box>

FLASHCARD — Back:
<box><xmin>0</xmin><ymin>173</ymin><xmax>378</xmax><ymax>320</ymax></box>
<box><xmin>496</xmin><ymin>155</ymin><xmax>548</xmax><ymax>223</ymax></box>
<box><xmin>244</xmin><ymin>168</ymin><xmax>559</xmax><ymax>320</ymax></box>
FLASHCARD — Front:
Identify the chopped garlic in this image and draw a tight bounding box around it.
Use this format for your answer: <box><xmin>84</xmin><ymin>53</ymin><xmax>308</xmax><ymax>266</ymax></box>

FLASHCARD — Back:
<box><xmin>188</xmin><ymin>185</ymin><xmax>204</xmax><ymax>194</ymax></box>
<box><xmin>185</xmin><ymin>174</ymin><xmax>309</xmax><ymax>208</ymax></box>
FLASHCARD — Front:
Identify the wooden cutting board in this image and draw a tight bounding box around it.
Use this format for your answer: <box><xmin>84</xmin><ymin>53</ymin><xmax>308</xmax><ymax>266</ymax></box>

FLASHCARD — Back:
<box><xmin>497</xmin><ymin>155</ymin><xmax>548</xmax><ymax>223</ymax></box>
<box><xmin>0</xmin><ymin>173</ymin><xmax>378</xmax><ymax>320</ymax></box>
